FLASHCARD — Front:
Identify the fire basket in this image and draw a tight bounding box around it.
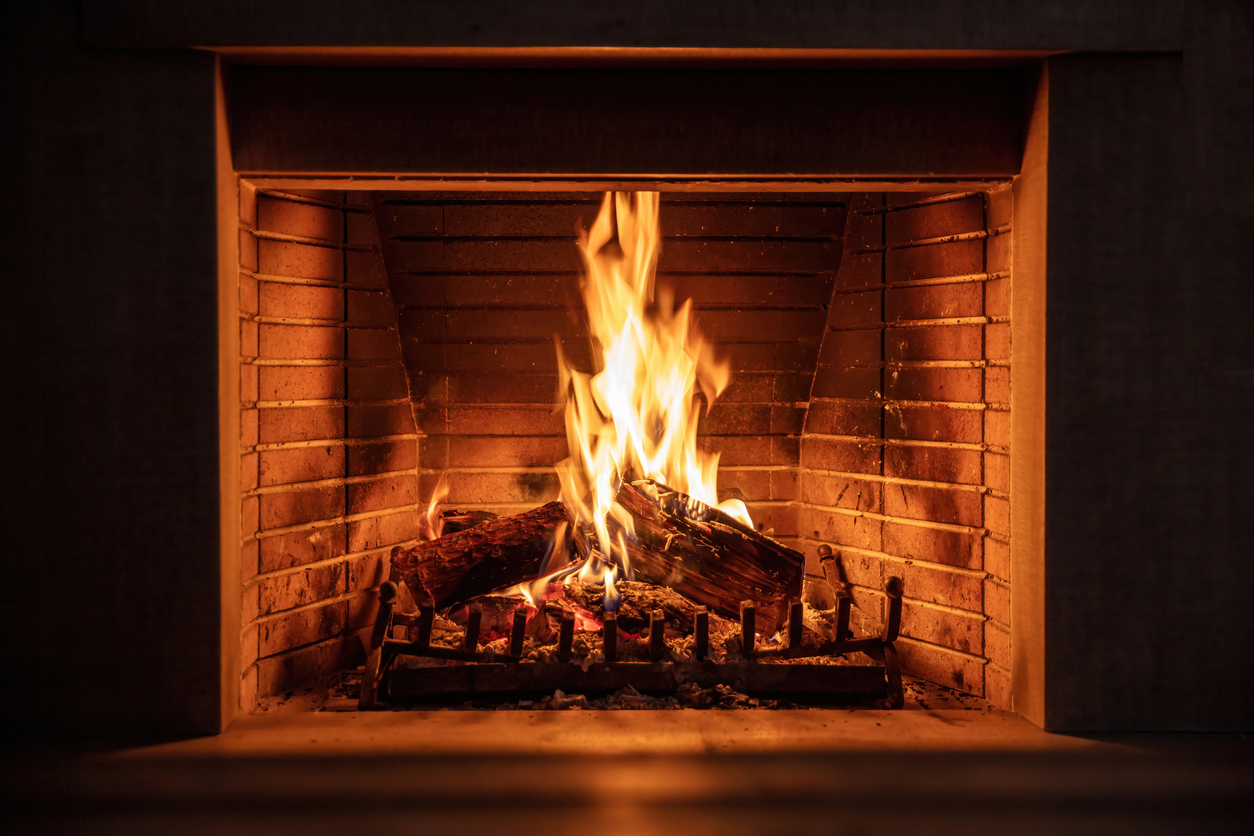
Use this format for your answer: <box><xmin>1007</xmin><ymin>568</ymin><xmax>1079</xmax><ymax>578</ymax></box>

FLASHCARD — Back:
<box><xmin>359</xmin><ymin>556</ymin><xmax>905</xmax><ymax>709</ymax></box>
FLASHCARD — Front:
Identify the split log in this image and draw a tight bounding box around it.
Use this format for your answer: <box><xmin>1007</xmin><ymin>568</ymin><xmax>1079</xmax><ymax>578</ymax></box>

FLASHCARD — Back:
<box><xmin>391</xmin><ymin>501</ymin><xmax>565</xmax><ymax>609</ymax></box>
<box><xmin>569</xmin><ymin>480</ymin><xmax>805</xmax><ymax>634</ymax></box>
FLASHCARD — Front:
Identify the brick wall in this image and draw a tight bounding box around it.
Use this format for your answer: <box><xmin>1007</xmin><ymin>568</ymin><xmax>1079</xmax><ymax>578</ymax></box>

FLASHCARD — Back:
<box><xmin>244</xmin><ymin>188</ymin><xmax>1012</xmax><ymax>705</ymax></box>
<box><xmin>237</xmin><ymin>186</ymin><xmax>420</xmax><ymax>709</ymax></box>
<box><xmin>800</xmin><ymin>190</ymin><xmax>1013</xmax><ymax>705</ymax></box>
<box><xmin>375</xmin><ymin>192</ymin><xmax>846</xmax><ymax>543</ymax></box>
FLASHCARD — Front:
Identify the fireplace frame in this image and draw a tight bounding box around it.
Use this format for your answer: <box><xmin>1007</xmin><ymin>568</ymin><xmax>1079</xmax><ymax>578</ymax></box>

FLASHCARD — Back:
<box><xmin>211</xmin><ymin>59</ymin><xmax>1044</xmax><ymax>728</ymax></box>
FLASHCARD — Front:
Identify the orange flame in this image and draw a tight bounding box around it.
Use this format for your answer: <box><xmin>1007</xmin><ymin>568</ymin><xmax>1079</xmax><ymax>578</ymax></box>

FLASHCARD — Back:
<box><xmin>602</xmin><ymin>564</ymin><xmax>622</xmax><ymax>612</ymax></box>
<box><xmin>517</xmin><ymin>521</ymin><xmax>575</xmax><ymax>608</ymax></box>
<box><xmin>556</xmin><ymin>192</ymin><xmax>751</xmax><ymax>599</ymax></box>
<box><xmin>418</xmin><ymin>476</ymin><xmax>449</xmax><ymax>541</ymax></box>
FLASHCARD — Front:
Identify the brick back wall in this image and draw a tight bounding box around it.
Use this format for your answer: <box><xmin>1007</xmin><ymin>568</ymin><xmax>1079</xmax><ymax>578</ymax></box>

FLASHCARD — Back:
<box><xmin>233</xmin><ymin>187</ymin><xmax>1013</xmax><ymax>706</ymax></box>
<box><xmin>237</xmin><ymin>186</ymin><xmax>420</xmax><ymax>709</ymax></box>
<box><xmin>375</xmin><ymin>192</ymin><xmax>847</xmax><ymax>545</ymax></box>
<box><xmin>800</xmin><ymin>190</ymin><xmax>1013</xmax><ymax>705</ymax></box>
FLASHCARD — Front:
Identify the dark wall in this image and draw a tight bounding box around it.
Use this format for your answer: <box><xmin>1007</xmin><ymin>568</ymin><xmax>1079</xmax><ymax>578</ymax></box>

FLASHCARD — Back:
<box><xmin>224</xmin><ymin>66</ymin><xmax>1030</xmax><ymax>176</ymax></box>
<box><xmin>1043</xmin><ymin>51</ymin><xmax>1253</xmax><ymax>731</ymax></box>
<box><xmin>1</xmin><ymin>2</ymin><xmax>224</xmax><ymax>735</ymax></box>
<box><xmin>80</xmin><ymin>0</ymin><xmax>1182</xmax><ymax>51</ymax></box>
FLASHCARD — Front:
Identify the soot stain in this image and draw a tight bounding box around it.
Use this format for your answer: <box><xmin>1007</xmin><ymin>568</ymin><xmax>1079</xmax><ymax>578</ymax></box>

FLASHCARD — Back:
<box><xmin>517</xmin><ymin>471</ymin><xmax>556</xmax><ymax>500</ymax></box>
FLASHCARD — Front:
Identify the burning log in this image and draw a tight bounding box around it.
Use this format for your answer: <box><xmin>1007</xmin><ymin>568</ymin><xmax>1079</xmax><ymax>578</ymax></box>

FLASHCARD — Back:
<box><xmin>391</xmin><ymin>501</ymin><xmax>565</xmax><ymax>609</ymax></box>
<box><xmin>570</xmin><ymin>479</ymin><xmax>805</xmax><ymax>634</ymax></box>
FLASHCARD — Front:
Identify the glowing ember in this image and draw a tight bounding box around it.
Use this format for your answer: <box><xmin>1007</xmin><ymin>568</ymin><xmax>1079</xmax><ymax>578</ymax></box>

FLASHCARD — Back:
<box><xmin>555</xmin><ymin>192</ymin><xmax>752</xmax><ymax>607</ymax></box>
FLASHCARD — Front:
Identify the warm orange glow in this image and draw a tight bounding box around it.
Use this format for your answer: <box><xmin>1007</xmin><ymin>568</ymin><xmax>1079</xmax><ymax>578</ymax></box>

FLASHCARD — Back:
<box><xmin>517</xmin><ymin>520</ymin><xmax>571</xmax><ymax>608</ymax></box>
<box><xmin>556</xmin><ymin>192</ymin><xmax>751</xmax><ymax>602</ymax></box>
<box><xmin>602</xmin><ymin>564</ymin><xmax>622</xmax><ymax>612</ymax></box>
<box><xmin>418</xmin><ymin>475</ymin><xmax>449</xmax><ymax>541</ymax></box>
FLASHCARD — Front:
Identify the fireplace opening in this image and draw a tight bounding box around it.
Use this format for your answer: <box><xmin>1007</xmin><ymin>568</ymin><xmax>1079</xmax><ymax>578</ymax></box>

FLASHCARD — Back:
<box><xmin>236</xmin><ymin>183</ymin><xmax>1013</xmax><ymax>712</ymax></box>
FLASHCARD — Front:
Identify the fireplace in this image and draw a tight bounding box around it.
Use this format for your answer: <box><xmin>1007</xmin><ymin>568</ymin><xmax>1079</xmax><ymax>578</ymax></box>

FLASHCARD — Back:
<box><xmin>211</xmin><ymin>31</ymin><xmax>1057</xmax><ymax>713</ymax></box>
<box><xmin>8</xmin><ymin>0</ymin><xmax>1251</xmax><ymax>740</ymax></box>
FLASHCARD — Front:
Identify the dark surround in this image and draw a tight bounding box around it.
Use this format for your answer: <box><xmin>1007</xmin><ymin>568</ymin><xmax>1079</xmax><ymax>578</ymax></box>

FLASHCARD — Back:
<box><xmin>80</xmin><ymin>0</ymin><xmax>1184</xmax><ymax>51</ymax></box>
<box><xmin>2</xmin><ymin>1</ymin><xmax>224</xmax><ymax>735</ymax></box>
<box><xmin>226</xmin><ymin>66</ymin><xmax>1031</xmax><ymax>175</ymax></box>
<box><xmin>3</xmin><ymin>0</ymin><xmax>1252</xmax><ymax>735</ymax></box>
<box><xmin>1041</xmin><ymin>56</ymin><xmax>1198</xmax><ymax>730</ymax></box>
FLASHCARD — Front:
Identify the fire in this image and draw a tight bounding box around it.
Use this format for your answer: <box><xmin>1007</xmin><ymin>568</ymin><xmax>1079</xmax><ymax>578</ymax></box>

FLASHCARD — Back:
<box><xmin>556</xmin><ymin>192</ymin><xmax>751</xmax><ymax>600</ymax></box>
<box><xmin>418</xmin><ymin>475</ymin><xmax>450</xmax><ymax>541</ymax></box>
<box><xmin>518</xmin><ymin>520</ymin><xmax>573</xmax><ymax>608</ymax></box>
<box><xmin>602</xmin><ymin>564</ymin><xmax>622</xmax><ymax>612</ymax></box>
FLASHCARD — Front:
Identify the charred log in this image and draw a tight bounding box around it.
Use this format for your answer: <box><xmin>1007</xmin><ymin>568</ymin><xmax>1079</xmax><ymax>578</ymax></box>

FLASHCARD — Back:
<box><xmin>391</xmin><ymin>501</ymin><xmax>565</xmax><ymax>609</ymax></box>
<box><xmin>569</xmin><ymin>480</ymin><xmax>805</xmax><ymax>634</ymax></box>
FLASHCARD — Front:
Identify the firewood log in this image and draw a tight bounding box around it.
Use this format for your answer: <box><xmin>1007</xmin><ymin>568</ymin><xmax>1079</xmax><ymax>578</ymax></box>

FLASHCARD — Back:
<box><xmin>391</xmin><ymin>501</ymin><xmax>566</xmax><ymax>608</ymax></box>
<box><xmin>568</xmin><ymin>480</ymin><xmax>805</xmax><ymax>634</ymax></box>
